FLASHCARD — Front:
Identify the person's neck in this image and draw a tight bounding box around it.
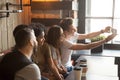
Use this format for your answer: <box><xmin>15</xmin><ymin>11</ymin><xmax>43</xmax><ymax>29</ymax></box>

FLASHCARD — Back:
<box><xmin>18</xmin><ymin>46</ymin><xmax>33</xmax><ymax>60</ymax></box>
<box><xmin>64</xmin><ymin>31</ymin><xmax>71</xmax><ymax>39</ymax></box>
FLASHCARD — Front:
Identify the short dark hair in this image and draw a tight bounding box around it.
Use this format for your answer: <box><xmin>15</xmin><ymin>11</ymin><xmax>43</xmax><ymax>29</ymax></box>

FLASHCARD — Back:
<box><xmin>13</xmin><ymin>24</ymin><xmax>28</xmax><ymax>37</ymax></box>
<box><xmin>46</xmin><ymin>25</ymin><xmax>62</xmax><ymax>48</ymax></box>
<box><xmin>29</xmin><ymin>22</ymin><xmax>45</xmax><ymax>38</ymax></box>
<box><xmin>59</xmin><ymin>17</ymin><xmax>73</xmax><ymax>31</ymax></box>
<box><xmin>14</xmin><ymin>25</ymin><xmax>33</xmax><ymax>49</ymax></box>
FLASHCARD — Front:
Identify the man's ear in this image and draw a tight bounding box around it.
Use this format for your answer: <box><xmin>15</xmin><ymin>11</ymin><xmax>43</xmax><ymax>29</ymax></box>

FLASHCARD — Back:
<box><xmin>29</xmin><ymin>39</ymin><xmax>34</xmax><ymax>46</ymax></box>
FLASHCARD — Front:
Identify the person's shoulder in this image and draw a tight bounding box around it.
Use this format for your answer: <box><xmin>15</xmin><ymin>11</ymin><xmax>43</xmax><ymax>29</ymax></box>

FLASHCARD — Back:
<box><xmin>42</xmin><ymin>42</ymin><xmax>49</xmax><ymax>47</ymax></box>
<box><xmin>15</xmin><ymin>63</ymin><xmax>41</xmax><ymax>80</ymax></box>
<box><xmin>26</xmin><ymin>63</ymin><xmax>40</xmax><ymax>71</ymax></box>
<box><xmin>0</xmin><ymin>51</ymin><xmax>15</xmax><ymax>62</ymax></box>
<box><xmin>62</xmin><ymin>38</ymin><xmax>72</xmax><ymax>44</ymax></box>
<box><xmin>61</xmin><ymin>38</ymin><xmax>73</xmax><ymax>48</ymax></box>
<box><xmin>42</xmin><ymin>42</ymin><xmax>51</xmax><ymax>49</ymax></box>
<box><xmin>74</xmin><ymin>32</ymin><xmax>80</xmax><ymax>35</ymax></box>
<box><xmin>19</xmin><ymin>63</ymin><xmax>40</xmax><ymax>74</ymax></box>
<box><xmin>72</xmin><ymin>32</ymin><xmax>79</xmax><ymax>39</ymax></box>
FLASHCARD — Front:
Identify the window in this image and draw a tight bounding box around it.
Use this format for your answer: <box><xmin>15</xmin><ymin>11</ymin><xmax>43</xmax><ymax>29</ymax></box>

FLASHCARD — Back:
<box><xmin>85</xmin><ymin>0</ymin><xmax>120</xmax><ymax>44</ymax></box>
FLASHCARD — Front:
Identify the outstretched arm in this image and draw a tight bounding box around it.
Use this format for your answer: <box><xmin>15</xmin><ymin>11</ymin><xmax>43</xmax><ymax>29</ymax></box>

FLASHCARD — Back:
<box><xmin>69</xmin><ymin>32</ymin><xmax>117</xmax><ymax>50</ymax></box>
<box><xmin>77</xmin><ymin>26</ymin><xmax>111</xmax><ymax>40</ymax></box>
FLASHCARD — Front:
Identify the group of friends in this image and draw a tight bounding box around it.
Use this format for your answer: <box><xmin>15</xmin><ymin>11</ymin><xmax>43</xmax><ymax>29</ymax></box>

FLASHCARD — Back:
<box><xmin>0</xmin><ymin>17</ymin><xmax>117</xmax><ymax>80</ymax></box>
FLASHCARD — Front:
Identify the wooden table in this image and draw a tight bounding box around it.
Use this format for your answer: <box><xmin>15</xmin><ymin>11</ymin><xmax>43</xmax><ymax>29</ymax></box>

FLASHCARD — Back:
<box><xmin>65</xmin><ymin>72</ymin><xmax>118</xmax><ymax>80</ymax></box>
<box><xmin>65</xmin><ymin>49</ymin><xmax>120</xmax><ymax>80</ymax></box>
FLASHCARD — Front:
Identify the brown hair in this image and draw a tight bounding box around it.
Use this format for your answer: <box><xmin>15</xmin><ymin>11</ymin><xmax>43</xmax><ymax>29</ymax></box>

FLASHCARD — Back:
<box><xmin>46</xmin><ymin>25</ymin><xmax>62</xmax><ymax>48</ymax></box>
<box><xmin>59</xmin><ymin>17</ymin><xmax>73</xmax><ymax>31</ymax></box>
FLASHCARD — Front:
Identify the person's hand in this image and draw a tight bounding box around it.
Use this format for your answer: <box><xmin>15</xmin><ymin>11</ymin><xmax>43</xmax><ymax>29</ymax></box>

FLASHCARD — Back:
<box><xmin>59</xmin><ymin>68</ymin><xmax>67</xmax><ymax>74</ymax></box>
<box><xmin>103</xmin><ymin>26</ymin><xmax>112</xmax><ymax>33</ymax></box>
<box><xmin>111</xmin><ymin>28</ymin><xmax>117</xmax><ymax>34</ymax></box>
<box><xmin>105</xmin><ymin>33</ymin><xmax>117</xmax><ymax>42</ymax></box>
<box><xmin>61</xmin><ymin>66</ymin><xmax>67</xmax><ymax>73</ymax></box>
<box><xmin>57</xmin><ymin>74</ymin><xmax>64</xmax><ymax>80</ymax></box>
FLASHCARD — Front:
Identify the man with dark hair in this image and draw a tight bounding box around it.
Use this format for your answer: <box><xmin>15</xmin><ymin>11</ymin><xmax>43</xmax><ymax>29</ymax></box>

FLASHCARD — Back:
<box><xmin>13</xmin><ymin>24</ymin><xmax>28</xmax><ymax>37</ymax></box>
<box><xmin>0</xmin><ymin>24</ymin><xmax>28</xmax><ymax>54</ymax></box>
<box><xmin>0</xmin><ymin>24</ymin><xmax>41</xmax><ymax>80</ymax></box>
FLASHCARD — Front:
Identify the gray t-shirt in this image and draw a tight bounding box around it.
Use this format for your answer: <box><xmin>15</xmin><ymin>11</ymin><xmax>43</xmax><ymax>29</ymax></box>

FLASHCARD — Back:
<box><xmin>15</xmin><ymin>64</ymin><xmax>41</xmax><ymax>80</ymax></box>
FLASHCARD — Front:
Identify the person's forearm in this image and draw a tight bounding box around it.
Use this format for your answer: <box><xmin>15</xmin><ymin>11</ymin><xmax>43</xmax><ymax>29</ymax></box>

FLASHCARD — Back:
<box><xmin>85</xmin><ymin>30</ymin><xmax>103</xmax><ymax>39</ymax></box>
<box><xmin>51</xmin><ymin>66</ymin><xmax>63</xmax><ymax>79</ymax></box>
<box><xmin>86</xmin><ymin>39</ymin><xmax>106</xmax><ymax>49</ymax></box>
<box><xmin>78</xmin><ymin>30</ymin><xmax>104</xmax><ymax>40</ymax></box>
<box><xmin>50</xmin><ymin>60</ymin><xmax>61</xmax><ymax>80</ymax></box>
<box><xmin>71</xmin><ymin>33</ymin><xmax>116</xmax><ymax>50</ymax></box>
<box><xmin>78</xmin><ymin>26</ymin><xmax>112</xmax><ymax>40</ymax></box>
<box><xmin>70</xmin><ymin>39</ymin><xmax>106</xmax><ymax>50</ymax></box>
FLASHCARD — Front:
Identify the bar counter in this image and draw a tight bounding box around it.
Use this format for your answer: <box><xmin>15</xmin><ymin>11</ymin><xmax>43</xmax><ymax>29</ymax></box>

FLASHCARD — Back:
<box><xmin>66</xmin><ymin>49</ymin><xmax>120</xmax><ymax>80</ymax></box>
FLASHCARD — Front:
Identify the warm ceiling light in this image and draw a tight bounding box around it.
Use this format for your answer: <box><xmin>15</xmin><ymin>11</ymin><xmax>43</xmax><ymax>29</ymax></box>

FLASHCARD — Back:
<box><xmin>32</xmin><ymin>0</ymin><xmax>59</xmax><ymax>1</ymax></box>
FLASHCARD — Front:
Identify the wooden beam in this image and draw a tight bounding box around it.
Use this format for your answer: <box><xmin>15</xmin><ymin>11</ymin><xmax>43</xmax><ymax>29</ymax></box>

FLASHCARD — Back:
<box><xmin>31</xmin><ymin>1</ymin><xmax>78</xmax><ymax>11</ymax></box>
<box><xmin>31</xmin><ymin>18</ymin><xmax>62</xmax><ymax>26</ymax></box>
<box><xmin>31</xmin><ymin>18</ymin><xmax>78</xmax><ymax>27</ymax></box>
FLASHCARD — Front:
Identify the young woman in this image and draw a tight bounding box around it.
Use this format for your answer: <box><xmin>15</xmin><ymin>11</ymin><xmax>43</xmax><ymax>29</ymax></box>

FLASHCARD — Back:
<box><xmin>46</xmin><ymin>25</ymin><xmax>69</xmax><ymax>79</ymax></box>
<box><xmin>30</xmin><ymin>23</ymin><xmax>63</xmax><ymax>80</ymax></box>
